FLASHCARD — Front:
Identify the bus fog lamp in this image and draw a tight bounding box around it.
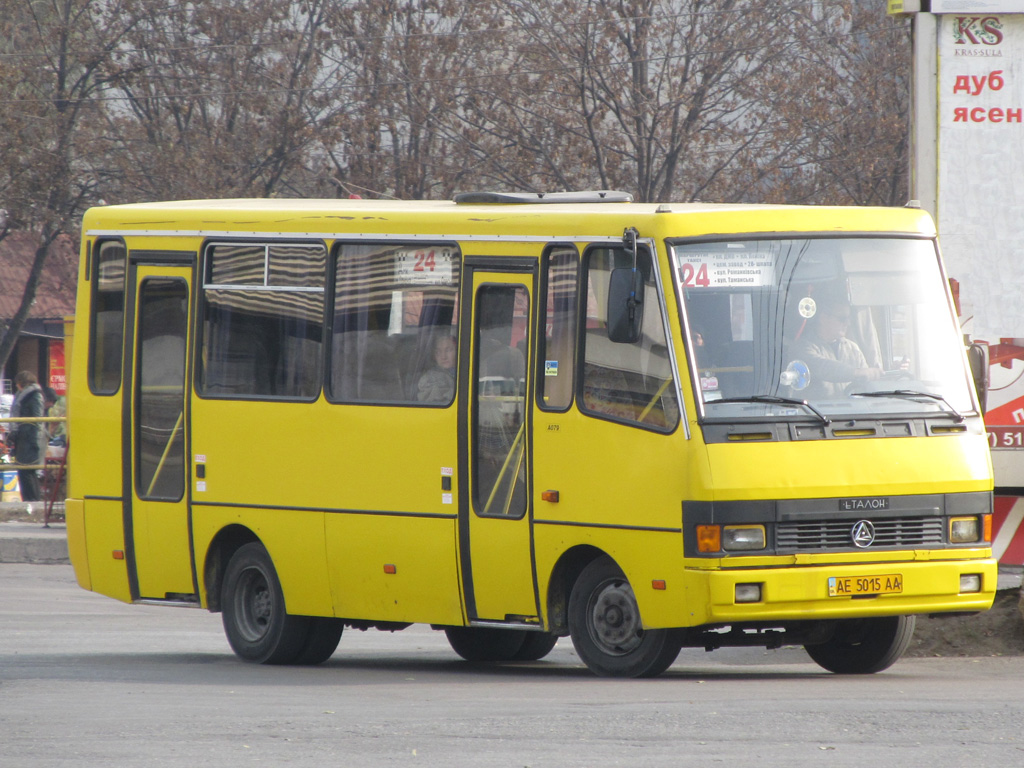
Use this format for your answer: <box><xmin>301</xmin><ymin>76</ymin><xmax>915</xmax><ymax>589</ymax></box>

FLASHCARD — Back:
<box><xmin>950</xmin><ymin>517</ymin><xmax>980</xmax><ymax>543</ymax></box>
<box><xmin>722</xmin><ymin>525</ymin><xmax>766</xmax><ymax>551</ymax></box>
<box><xmin>959</xmin><ymin>574</ymin><xmax>982</xmax><ymax>593</ymax></box>
<box><xmin>735</xmin><ymin>583</ymin><xmax>762</xmax><ymax>603</ymax></box>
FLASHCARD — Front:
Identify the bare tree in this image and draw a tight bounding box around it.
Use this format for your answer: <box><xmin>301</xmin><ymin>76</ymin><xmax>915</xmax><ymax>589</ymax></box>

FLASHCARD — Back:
<box><xmin>97</xmin><ymin>0</ymin><xmax>334</xmax><ymax>202</ymax></box>
<box><xmin>0</xmin><ymin>0</ymin><xmax>912</xmax><ymax>300</ymax></box>
<box><xmin>0</xmin><ymin>0</ymin><xmax>141</xmax><ymax>371</ymax></box>
<box><xmin>445</xmin><ymin>1</ymin><xmax>814</xmax><ymax>202</ymax></box>
<box><xmin>777</xmin><ymin>1</ymin><xmax>911</xmax><ymax>206</ymax></box>
<box><xmin>316</xmin><ymin>0</ymin><xmax>506</xmax><ymax>199</ymax></box>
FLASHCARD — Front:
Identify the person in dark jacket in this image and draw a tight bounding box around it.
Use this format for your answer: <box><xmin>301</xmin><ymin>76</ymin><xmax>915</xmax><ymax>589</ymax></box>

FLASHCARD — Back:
<box><xmin>7</xmin><ymin>371</ymin><xmax>44</xmax><ymax>502</ymax></box>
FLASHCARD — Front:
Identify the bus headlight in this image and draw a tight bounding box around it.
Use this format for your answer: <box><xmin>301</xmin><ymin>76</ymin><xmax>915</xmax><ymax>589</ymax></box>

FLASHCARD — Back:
<box><xmin>722</xmin><ymin>525</ymin><xmax>766</xmax><ymax>551</ymax></box>
<box><xmin>950</xmin><ymin>517</ymin><xmax>980</xmax><ymax>544</ymax></box>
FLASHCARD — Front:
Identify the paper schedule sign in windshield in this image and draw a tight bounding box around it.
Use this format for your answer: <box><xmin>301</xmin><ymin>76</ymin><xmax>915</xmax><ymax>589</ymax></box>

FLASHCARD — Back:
<box><xmin>676</xmin><ymin>249</ymin><xmax>775</xmax><ymax>288</ymax></box>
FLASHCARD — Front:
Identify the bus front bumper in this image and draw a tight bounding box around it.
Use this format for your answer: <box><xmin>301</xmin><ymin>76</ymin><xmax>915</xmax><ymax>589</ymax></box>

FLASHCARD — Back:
<box><xmin>687</xmin><ymin>557</ymin><xmax>998</xmax><ymax>626</ymax></box>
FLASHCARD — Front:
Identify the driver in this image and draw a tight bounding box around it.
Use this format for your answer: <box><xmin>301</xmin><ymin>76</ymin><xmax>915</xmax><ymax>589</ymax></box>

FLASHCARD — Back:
<box><xmin>793</xmin><ymin>293</ymin><xmax>882</xmax><ymax>398</ymax></box>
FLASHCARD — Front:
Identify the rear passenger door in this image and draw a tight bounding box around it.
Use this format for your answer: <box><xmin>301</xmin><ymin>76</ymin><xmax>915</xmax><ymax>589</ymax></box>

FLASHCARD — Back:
<box><xmin>125</xmin><ymin>260</ymin><xmax>196</xmax><ymax>602</ymax></box>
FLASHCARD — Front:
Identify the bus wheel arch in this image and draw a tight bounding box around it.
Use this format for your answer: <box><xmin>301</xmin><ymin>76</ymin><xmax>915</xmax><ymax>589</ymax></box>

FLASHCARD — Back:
<box><xmin>202</xmin><ymin>524</ymin><xmax>260</xmax><ymax>613</ymax></box>
<box><xmin>545</xmin><ymin>545</ymin><xmax>606</xmax><ymax>636</ymax></box>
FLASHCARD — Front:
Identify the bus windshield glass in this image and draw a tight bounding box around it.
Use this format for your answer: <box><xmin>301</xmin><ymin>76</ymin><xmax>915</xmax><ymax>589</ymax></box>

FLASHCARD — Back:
<box><xmin>673</xmin><ymin>237</ymin><xmax>976</xmax><ymax>421</ymax></box>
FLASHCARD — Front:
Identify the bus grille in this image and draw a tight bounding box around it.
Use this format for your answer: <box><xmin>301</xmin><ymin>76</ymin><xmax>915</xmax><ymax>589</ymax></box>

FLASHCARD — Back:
<box><xmin>776</xmin><ymin>517</ymin><xmax>945</xmax><ymax>551</ymax></box>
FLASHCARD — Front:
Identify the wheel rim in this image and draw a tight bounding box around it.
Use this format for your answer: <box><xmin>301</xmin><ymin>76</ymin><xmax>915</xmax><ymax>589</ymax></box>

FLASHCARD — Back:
<box><xmin>235</xmin><ymin>566</ymin><xmax>273</xmax><ymax>643</ymax></box>
<box><xmin>586</xmin><ymin>577</ymin><xmax>643</xmax><ymax>655</ymax></box>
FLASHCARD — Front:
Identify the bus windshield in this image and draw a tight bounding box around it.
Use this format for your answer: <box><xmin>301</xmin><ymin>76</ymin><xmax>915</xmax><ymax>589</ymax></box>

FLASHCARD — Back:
<box><xmin>673</xmin><ymin>237</ymin><xmax>976</xmax><ymax>422</ymax></box>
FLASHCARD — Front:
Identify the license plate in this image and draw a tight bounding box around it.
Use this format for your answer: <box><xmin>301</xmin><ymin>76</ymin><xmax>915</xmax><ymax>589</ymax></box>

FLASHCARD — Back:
<box><xmin>828</xmin><ymin>574</ymin><xmax>903</xmax><ymax>597</ymax></box>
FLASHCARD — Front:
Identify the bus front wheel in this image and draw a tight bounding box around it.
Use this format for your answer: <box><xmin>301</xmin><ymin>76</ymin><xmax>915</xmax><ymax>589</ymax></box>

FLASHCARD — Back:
<box><xmin>568</xmin><ymin>556</ymin><xmax>681</xmax><ymax>678</ymax></box>
<box><xmin>804</xmin><ymin>615</ymin><xmax>916</xmax><ymax>674</ymax></box>
<box><xmin>221</xmin><ymin>542</ymin><xmax>311</xmax><ymax>664</ymax></box>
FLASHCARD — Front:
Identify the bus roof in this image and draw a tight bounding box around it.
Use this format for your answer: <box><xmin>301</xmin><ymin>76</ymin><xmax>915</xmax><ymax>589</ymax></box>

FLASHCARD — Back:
<box><xmin>81</xmin><ymin>195</ymin><xmax>937</xmax><ymax>241</ymax></box>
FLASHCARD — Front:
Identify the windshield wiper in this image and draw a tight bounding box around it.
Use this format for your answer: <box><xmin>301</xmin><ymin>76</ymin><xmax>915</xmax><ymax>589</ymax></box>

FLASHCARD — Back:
<box><xmin>713</xmin><ymin>395</ymin><xmax>831</xmax><ymax>425</ymax></box>
<box><xmin>850</xmin><ymin>389</ymin><xmax>964</xmax><ymax>422</ymax></box>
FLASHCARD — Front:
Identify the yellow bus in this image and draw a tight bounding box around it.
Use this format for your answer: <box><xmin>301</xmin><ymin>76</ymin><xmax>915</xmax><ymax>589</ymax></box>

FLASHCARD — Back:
<box><xmin>66</xmin><ymin>191</ymin><xmax>996</xmax><ymax>677</ymax></box>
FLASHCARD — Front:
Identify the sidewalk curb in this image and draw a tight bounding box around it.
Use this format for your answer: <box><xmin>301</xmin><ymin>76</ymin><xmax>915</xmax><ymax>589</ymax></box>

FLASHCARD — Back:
<box><xmin>0</xmin><ymin>522</ymin><xmax>70</xmax><ymax>565</ymax></box>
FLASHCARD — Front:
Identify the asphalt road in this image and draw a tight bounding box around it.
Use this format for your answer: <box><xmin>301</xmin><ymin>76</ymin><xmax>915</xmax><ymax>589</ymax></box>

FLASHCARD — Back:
<box><xmin>2</xmin><ymin>563</ymin><xmax>1022</xmax><ymax>768</ymax></box>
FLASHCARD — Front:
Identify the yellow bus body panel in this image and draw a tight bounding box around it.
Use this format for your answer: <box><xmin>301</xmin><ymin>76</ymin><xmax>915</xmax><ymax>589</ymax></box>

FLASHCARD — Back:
<box><xmin>188</xmin><ymin>394</ymin><xmax>463</xmax><ymax>622</ymax></box>
<box><xmin>64</xmin><ymin>498</ymin><xmax>90</xmax><ymax>591</ymax></box>
<box><xmin>192</xmin><ymin>506</ymin><xmax>332</xmax><ymax>617</ymax></box>
<box><xmin>705</xmin><ymin>434</ymin><xmax>993</xmax><ymax>500</ymax></box>
<box><xmin>76</xmin><ymin>499</ymin><xmax>132</xmax><ymax>604</ymax></box>
<box><xmin>324</xmin><ymin>515</ymin><xmax>463</xmax><ymax>624</ymax></box>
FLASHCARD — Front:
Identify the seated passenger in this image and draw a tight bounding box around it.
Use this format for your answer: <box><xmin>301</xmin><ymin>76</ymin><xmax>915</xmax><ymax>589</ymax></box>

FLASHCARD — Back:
<box><xmin>417</xmin><ymin>334</ymin><xmax>456</xmax><ymax>403</ymax></box>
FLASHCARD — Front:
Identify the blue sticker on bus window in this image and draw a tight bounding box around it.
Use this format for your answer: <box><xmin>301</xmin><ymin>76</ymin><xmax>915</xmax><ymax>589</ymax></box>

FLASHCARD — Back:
<box><xmin>545</xmin><ymin>360</ymin><xmax>559</xmax><ymax>377</ymax></box>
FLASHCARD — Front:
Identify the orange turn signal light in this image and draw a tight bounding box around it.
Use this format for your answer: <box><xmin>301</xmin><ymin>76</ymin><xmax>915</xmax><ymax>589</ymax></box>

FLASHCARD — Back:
<box><xmin>696</xmin><ymin>525</ymin><xmax>721</xmax><ymax>553</ymax></box>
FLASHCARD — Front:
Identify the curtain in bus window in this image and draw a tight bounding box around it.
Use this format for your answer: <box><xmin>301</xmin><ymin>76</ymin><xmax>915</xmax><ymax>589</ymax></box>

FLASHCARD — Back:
<box><xmin>538</xmin><ymin>247</ymin><xmax>578</xmax><ymax>410</ymax></box>
<box><xmin>199</xmin><ymin>243</ymin><xmax>324</xmax><ymax>399</ymax></box>
<box><xmin>136</xmin><ymin>279</ymin><xmax>187</xmax><ymax>500</ymax></box>
<box><xmin>89</xmin><ymin>241</ymin><xmax>126</xmax><ymax>395</ymax></box>
<box><xmin>580</xmin><ymin>247</ymin><xmax>679</xmax><ymax>431</ymax></box>
<box><xmin>331</xmin><ymin>243</ymin><xmax>460</xmax><ymax>405</ymax></box>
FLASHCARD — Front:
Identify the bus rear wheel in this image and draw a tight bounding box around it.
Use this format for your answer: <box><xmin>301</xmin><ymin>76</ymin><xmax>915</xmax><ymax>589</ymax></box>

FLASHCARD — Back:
<box><xmin>804</xmin><ymin>615</ymin><xmax>916</xmax><ymax>674</ymax></box>
<box><xmin>512</xmin><ymin>631</ymin><xmax>559</xmax><ymax>661</ymax></box>
<box><xmin>444</xmin><ymin>627</ymin><xmax>526</xmax><ymax>661</ymax></box>
<box><xmin>293</xmin><ymin>618</ymin><xmax>344</xmax><ymax>665</ymax></box>
<box><xmin>221</xmin><ymin>542</ymin><xmax>311</xmax><ymax>665</ymax></box>
<box><xmin>568</xmin><ymin>556</ymin><xmax>681</xmax><ymax>678</ymax></box>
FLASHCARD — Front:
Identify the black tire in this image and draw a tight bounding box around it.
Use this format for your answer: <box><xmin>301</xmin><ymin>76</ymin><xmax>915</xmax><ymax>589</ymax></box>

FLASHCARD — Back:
<box><xmin>293</xmin><ymin>617</ymin><xmax>344</xmax><ymax>665</ymax></box>
<box><xmin>804</xmin><ymin>615</ymin><xmax>916</xmax><ymax>674</ymax></box>
<box><xmin>444</xmin><ymin>626</ymin><xmax>527</xmax><ymax>662</ymax></box>
<box><xmin>568</xmin><ymin>555</ymin><xmax>681</xmax><ymax>678</ymax></box>
<box><xmin>221</xmin><ymin>542</ymin><xmax>311</xmax><ymax>665</ymax></box>
<box><xmin>511</xmin><ymin>632</ymin><xmax>560</xmax><ymax>661</ymax></box>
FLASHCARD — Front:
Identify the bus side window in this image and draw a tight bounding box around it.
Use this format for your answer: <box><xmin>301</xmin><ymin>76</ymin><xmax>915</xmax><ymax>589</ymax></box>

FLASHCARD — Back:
<box><xmin>89</xmin><ymin>240</ymin><xmax>127</xmax><ymax>395</ymax></box>
<box><xmin>198</xmin><ymin>242</ymin><xmax>325</xmax><ymax>399</ymax></box>
<box><xmin>579</xmin><ymin>246</ymin><xmax>679</xmax><ymax>431</ymax></box>
<box><xmin>537</xmin><ymin>246</ymin><xmax>578</xmax><ymax>411</ymax></box>
<box><xmin>330</xmin><ymin>242</ymin><xmax>460</xmax><ymax>406</ymax></box>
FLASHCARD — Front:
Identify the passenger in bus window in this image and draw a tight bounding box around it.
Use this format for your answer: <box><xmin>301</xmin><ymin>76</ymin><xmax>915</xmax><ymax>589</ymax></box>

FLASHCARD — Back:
<box><xmin>793</xmin><ymin>294</ymin><xmax>882</xmax><ymax>398</ymax></box>
<box><xmin>417</xmin><ymin>333</ymin><xmax>457</xmax><ymax>403</ymax></box>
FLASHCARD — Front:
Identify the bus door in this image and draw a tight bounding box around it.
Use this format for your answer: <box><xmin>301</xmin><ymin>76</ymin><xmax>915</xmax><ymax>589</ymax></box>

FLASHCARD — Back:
<box><xmin>458</xmin><ymin>265</ymin><xmax>540</xmax><ymax>623</ymax></box>
<box><xmin>124</xmin><ymin>261</ymin><xmax>195</xmax><ymax>601</ymax></box>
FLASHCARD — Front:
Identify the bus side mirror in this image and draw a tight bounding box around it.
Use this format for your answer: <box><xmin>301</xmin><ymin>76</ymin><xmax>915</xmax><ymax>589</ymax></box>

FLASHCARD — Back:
<box><xmin>607</xmin><ymin>268</ymin><xmax>644</xmax><ymax>344</ymax></box>
<box><xmin>966</xmin><ymin>341</ymin><xmax>989</xmax><ymax>413</ymax></box>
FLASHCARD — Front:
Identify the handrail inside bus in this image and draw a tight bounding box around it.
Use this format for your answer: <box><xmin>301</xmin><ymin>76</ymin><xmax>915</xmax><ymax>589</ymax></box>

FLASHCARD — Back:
<box><xmin>483</xmin><ymin>422</ymin><xmax>526</xmax><ymax>517</ymax></box>
<box><xmin>145</xmin><ymin>410</ymin><xmax>184</xmax><ymax>498</ymax></box>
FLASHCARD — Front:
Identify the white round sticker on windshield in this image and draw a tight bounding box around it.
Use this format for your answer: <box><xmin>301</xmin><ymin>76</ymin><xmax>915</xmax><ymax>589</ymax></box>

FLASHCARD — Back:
<box><xmin>798</xmin><ymin>297</ymin><xmax>817</xmax><ymax>319</ymax></box>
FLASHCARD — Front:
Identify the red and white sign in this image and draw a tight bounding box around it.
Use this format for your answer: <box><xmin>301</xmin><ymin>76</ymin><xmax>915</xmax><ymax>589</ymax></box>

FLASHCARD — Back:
<box><xmin>993</xmin><ymin>496</ymin><xmax>1024</xmax><ymax>564</ymax></box>
<box><xmin>48</xmin><ymin>341</ymin><xmax>66</xmax><ymax>396</ymax></box>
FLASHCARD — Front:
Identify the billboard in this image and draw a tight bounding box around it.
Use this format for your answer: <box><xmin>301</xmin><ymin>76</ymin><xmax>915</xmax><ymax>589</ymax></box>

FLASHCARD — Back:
<box><xmin>937</xmin><ymin>13</ymin><xmax>1024</xmax><ymax>341</ymax></box>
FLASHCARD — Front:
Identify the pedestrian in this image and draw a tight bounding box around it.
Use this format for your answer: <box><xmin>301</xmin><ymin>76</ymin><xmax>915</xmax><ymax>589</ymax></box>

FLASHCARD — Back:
<box><xmin>7</xmin><ymin>371</ymin><xmax>44</xmax><ymax>502</ymax></box>
<box><xmin>42</xmin><ymin>385</ymin><xmax>66</xmax><ymax>445</ymax></box>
